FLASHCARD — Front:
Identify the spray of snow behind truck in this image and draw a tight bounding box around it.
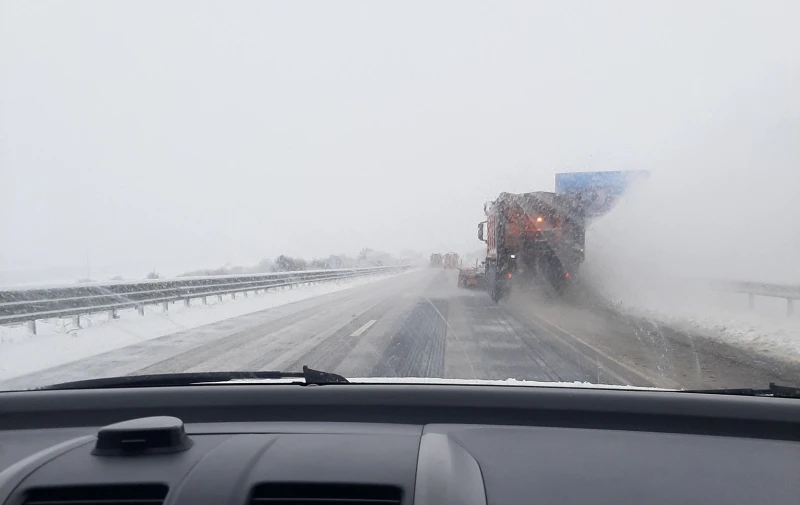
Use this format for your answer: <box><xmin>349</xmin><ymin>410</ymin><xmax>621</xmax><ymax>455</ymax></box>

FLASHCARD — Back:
<box><xmin>477</xmin><ymin>171</ymin><xmax>647</xmax><ymax>302</ymax></box>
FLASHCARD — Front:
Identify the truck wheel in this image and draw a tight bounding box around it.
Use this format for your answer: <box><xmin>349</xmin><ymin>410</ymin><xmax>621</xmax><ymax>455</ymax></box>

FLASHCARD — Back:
<box><xmin>490</xmin><ymin>284</ymin><xmax>501</xmax><ymax>303</ymax></box>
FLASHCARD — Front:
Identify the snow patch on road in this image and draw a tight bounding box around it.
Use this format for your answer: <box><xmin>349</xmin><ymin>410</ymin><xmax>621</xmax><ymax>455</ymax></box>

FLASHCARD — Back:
<box><xmin>0</xmin><ymin>273</ymin><xmax>402</xmax><ymax>382</ymax></box>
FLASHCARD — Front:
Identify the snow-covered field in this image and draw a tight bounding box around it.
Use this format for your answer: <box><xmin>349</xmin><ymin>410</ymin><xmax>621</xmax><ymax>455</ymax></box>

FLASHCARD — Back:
<box><xmin>0</xmin><ymin>273</ymin><xmax>401</xmax><ymax>382</ymax></box>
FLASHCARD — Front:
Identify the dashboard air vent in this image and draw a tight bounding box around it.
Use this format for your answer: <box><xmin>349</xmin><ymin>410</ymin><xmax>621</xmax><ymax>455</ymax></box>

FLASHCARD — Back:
<box><xmin>23</xmin><ymin>485</ymin><xmax>168</xmax><ymax>505</ymax></box>
<box><xmin>250</xmin><ymin>484</ymin><xmax>402</xmax><ymax>505</ymax></box>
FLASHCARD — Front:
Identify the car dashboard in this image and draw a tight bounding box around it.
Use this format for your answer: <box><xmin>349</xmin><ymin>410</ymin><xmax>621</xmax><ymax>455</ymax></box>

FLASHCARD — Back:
<box><xmin>1</xmin><ymin>384</ymin><xmax>799</xmax><ymax>505</ymax></box>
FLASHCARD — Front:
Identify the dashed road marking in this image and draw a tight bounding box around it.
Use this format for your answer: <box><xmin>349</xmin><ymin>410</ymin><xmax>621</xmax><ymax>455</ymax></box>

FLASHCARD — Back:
<box><xmin>350</xmin><ymin>319</ymin><xmax>377</xmax><ymax>337</ymax></box>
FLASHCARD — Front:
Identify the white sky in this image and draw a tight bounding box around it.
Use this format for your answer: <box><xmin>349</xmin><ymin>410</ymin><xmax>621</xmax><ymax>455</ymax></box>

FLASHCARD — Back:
<box><xmin>1</xmin><ymin>0</ymin><xmax>799</xmax><ymax>281</ymax></box>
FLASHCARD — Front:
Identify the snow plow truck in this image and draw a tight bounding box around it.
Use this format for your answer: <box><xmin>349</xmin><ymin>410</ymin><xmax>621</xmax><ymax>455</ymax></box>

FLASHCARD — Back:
<box><xmin>477</xmin><ymin>171</ymin><xmax>646</xmax><ymax>302</ymax></box>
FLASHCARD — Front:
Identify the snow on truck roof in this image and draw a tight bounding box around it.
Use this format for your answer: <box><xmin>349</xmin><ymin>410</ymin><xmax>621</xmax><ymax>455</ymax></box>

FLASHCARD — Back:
<box><xmin>488</xmin><ymin>191</ymin><xmax>580</xmax><ymax>218</ymax></box>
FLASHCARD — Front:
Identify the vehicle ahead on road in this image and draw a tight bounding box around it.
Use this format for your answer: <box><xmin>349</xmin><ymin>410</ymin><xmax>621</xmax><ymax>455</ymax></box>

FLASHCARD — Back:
<box><xmin>478</xmin><ymin>171</ymin><xmax>646</xmax><ymax>302</ymax></box>
<box><xmin>443</xmin><ymin>252</ymin><xmax>459</xmax><ymax>269</ymax></box>
<box><xmin>429</xmin><ymin>253</ymin><xmax>443</xmax><ymax>268</ymax></box>
<box><xmin>457</xmin><ymin>261</ymin><xmax>485</xmax><ymax>289</ymax></box>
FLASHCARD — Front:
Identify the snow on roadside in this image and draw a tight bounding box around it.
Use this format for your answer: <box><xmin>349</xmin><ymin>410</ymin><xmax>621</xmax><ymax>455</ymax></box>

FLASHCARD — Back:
<box><xmin>590</xmin><ymin>276</ymin><xmax>800</xmax><ymax>363</ymax></box>
<box><xmin>631</xmin><ymin>302</ymin><xmax>800</xmax><ymax>363</ymax></box>
<box><xmin>0</xmin><ymin>273</ymin><xmax>403</xmax><ymax>382</ymax></box>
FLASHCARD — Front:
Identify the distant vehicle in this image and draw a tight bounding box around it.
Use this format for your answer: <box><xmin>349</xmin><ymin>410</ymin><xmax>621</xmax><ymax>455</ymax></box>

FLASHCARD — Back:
<box><xmin>478</xmin><ymin>171</ymin><xmax>646</xmax><ymax>301</ymax></box>
<box><xmin>457</xmin><ymin>262</ymin><xmax>484</xmax><ymax>289</ymax></box>
<box><xmin>443</xmin><ymin>252</ymin><xmax>459</xmax><ymax>269</ymax></box>
<box><xmin>429</xmin><ymin>253</ymin><xmax>443</xmax><ymax>267</ymax></box>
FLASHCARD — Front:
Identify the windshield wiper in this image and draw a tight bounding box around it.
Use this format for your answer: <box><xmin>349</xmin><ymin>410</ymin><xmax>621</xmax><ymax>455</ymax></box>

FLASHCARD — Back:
<box><xmin>36</xmin><ymin>365</ymin><xmax>349</xmax><ymax>390</ymax></box>
<box><xmin>682</xmin><ymin>382</ymin><xmax>800</xmax><ymax>398</ymax></box>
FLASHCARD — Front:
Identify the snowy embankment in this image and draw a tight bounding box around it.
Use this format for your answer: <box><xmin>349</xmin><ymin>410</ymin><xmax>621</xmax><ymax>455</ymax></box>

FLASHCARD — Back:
<box><xmin>629</xmin><ymin>291</ymin><xmax>800</xmax><ymax>363</ymax></box>
<box><xmin>0</xmin><ymin>272</ymin><xmax>403</xmax><ymax>382</ymax></box>
<box><xmin>584</xmin><ymin>266</ymin><xmax>800</xmax><ymax>364</ymax></box>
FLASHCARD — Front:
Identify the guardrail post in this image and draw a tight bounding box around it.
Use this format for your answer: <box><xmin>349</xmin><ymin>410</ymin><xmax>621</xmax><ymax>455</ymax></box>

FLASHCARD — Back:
<box><xmin>231</xmin><ymin>292</ymin><xmax>236</xmax><ymax>300</ymax></box>
<box><xmin>788</xmin><ymin>299</ymin><xmax>794</xmax><ymax>317</ymax></box>
<box><xmin>73</xmin><ymin>315</ymin><xmax>82</xmax><ymax>329</ymax></box>
<box><xmin>27</xmin><ymin>320</ymin><xmax>36</xmax><ymax>335</ymax></box>
<box><xmin>748</xmin><ymin>293</ymin><xmax>755</xmax><ymax>310</ymax></box>
<box><xmin>202</xmin><ymin>296</ymin><xmax>207</xmax><ymax>305</ymax></box>
<box><xmin>184</xmin><ymin>299</ymin><xmax>190</xmax><ymax>307</ymax></box>
<box><xmin>218</xmin><ymin>295</ymin><xmax>223</xmax><ymax>302</ymax></box>
<box><xmin>137</xmin><ymin>305</ymin><xmax>145</xmax><ymax>316</ymax></box>
<box><xmin>244</xmin><ymin>291</ymin><xmax>249</xmax><ymax>298</ymax></box>
<box><xmin>162</xmin><ymin>301</ymin><xmax>169</xmax><ymax>312</ymax></box>
<box><xmin>108</xmin><ymin>309</ymin><xmax>118</xmax><ymax>320</ymax></box>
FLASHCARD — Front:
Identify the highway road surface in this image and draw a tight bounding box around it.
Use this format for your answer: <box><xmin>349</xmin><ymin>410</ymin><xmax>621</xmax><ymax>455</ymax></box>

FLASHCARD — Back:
<box><xmin>3</xmin><ymin>269</ymin><xmax>800</xmax><ymax>390</ymax></box>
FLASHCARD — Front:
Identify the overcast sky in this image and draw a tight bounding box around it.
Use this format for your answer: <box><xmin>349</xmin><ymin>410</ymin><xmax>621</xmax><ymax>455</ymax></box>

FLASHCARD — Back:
<box><xmin>1</xmin><ymin>0</ymin><xmax>799</xmax><ymax>282</ymax></box>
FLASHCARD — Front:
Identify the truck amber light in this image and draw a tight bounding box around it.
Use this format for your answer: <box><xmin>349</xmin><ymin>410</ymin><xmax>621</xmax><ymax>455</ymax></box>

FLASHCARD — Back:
<box><xmin>507</xmin><ymin>273</ymin><xmax>513</xmax><ymax>279</ymax></box>
<box><xmin>565</xmin><ymin>272</ymin><xmax>570</xmax><ymax>279</ymax></box>
<box><xmin>536</xmin><ymin>217</ymin><xmax>543</xmax><ymax>223</ymax></box>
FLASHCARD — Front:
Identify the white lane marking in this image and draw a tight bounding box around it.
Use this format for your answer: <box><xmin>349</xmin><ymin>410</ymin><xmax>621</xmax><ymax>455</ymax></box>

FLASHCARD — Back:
<box><xmin>532</xmin><ymin>313</ymin><xmax>670</xmax><ymax>387</ymax></box>
<box><xmin>350</xmin><ymin>319</ymin><xmax>377</xmax><ymax>337</ymax></box>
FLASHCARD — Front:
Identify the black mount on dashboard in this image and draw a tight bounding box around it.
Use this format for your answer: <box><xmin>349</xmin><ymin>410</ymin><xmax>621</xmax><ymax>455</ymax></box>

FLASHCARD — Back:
<box><xmin>92</xmin><ymin>416</ymin><xmax>193</xmax><ymax>456</ymax></box>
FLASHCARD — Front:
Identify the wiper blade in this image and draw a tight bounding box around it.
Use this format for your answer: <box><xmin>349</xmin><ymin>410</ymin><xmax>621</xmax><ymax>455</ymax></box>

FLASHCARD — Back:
<box><xmin>37</xmin><ymin>365</ymin><xmax>349</xmax><ymax>390</ymax></box>
<box><xmin>682</xmin><ymin>383</ymin><xmax>800</xmax><ymax>398</ymax></box>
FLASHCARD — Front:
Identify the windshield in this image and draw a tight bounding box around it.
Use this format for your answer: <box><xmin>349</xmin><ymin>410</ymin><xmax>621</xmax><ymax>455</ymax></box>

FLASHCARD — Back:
<box><xmin>1</xmin><ymin>1</ymin><xmax>799</xmax><ymax>393</ymax></box>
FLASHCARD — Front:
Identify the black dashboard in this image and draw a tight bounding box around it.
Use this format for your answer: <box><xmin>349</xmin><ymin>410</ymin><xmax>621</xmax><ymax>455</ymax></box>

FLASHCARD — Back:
<box><xmin>1</xmin><ymin>384</ymin><xmax>800</xmax><ymax>505</ymax></box>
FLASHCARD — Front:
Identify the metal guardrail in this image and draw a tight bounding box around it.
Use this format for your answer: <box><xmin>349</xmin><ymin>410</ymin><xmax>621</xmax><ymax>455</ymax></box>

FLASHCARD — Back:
<box><xmin>711</xmin><ymin>280</ymin><xmax>800</xmax><ymax>316</ymax></box>
<box><xmin>0</xmin><ymin>266</ymin><xmax>411</xmax><ymax>333</ymax></box>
